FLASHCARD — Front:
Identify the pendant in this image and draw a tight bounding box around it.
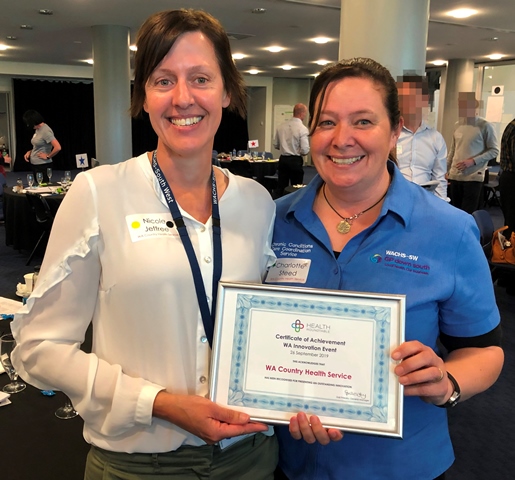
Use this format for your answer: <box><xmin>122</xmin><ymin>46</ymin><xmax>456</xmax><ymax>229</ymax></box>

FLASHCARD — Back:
<box><xmin>337</xmin><ymin>220</ymin><xmax>351</xmax><ymax>234</ymax></box>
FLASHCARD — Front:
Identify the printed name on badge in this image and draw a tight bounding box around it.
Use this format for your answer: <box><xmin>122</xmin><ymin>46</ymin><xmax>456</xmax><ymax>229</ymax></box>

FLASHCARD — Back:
<box><xmin>126</xmin><ymin>213</ymin><xmax>176</xmax><ymax>242</ymax></box>
<box><xmin>265</xmin><ymin>258</ymin><xmax>311</xmax><ymax>284</ymax></box>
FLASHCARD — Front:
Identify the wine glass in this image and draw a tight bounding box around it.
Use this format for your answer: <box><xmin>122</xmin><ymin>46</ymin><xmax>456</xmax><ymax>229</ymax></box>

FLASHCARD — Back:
<box><xmin>55</xmin><ymin>394</ymin><xmax>78</xmax><ymax>419</ymax></box>
<box><xmin>0</xmin><ymin>333</ymin><xmax>26</xmax><ymax>394</ymax></box>
<box><xmin>47</xmin><ymin>167</ymin><xmax>53</xmax><ymax>183</ymax></box>
<box><xmin>36</xmin><ymin>172</ymin><xmax>43</xmax><ymax>187</ymax></box>
<box><xmin>27</xmin><ymin>173</ymin><xmax>34</xmax><ymax>189</ymax></box>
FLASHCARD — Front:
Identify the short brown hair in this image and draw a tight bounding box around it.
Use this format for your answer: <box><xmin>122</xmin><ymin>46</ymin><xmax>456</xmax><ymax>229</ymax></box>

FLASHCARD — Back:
<box><xmin>130</xmin><ymin>9</ymin><xmax>247</xmax><ymax>118</ymax></box>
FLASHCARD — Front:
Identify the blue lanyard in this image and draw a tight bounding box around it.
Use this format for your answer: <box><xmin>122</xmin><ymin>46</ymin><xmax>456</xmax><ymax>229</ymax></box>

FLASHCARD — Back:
<box><xmin>151</xmin><ymin>151</ymin><xmax>222</xmax><ymax>348</ymax></box>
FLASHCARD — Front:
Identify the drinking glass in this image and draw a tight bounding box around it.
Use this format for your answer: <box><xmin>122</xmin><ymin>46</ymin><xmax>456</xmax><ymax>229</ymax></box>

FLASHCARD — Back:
<box><xmin>27</xmin><ymin>173</ymin><xmax>34</xmax><ymax>189</ymax></box>
<box><xmin>0</xmin><ymin>333</ymin><xmax>26</xmax><ymax>394</ymax></box>
<box><xmin>64</xmin><ymin>170</ymin><xmax>71</xmax><ymax>184</ymax></box>
<box><xmin>47</xmin><ymin>167</ymin><xmax>53</xmax><ymax>183</ymax></box>
<box><xmin>55</xmin><ymin>395</ymin><xmax>78</xmax><ymax>419</ymax></box>
<box><xmin>36</xmin><ymin>172</ymin><xmax>43</xmax><ymax>187</ymax></box>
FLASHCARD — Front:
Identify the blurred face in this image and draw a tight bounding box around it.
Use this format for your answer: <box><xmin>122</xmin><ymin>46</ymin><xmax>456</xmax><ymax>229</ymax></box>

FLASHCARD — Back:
<box><xmin>310</xmin><ymin>76</ymin><xmax>401</xmax><ymax>193</ymax></box>
<box><xmin>458</xmin><ymin>92</ymin><xmax>477</xmax><ymax>120</ymax></box>
<box><xmin>143</xmin><ymin>31</ymin><xmax>230</xmax><ymax>159</ymax></box>
<box><xmin>397</xmin><ymin>82</ymin><xmax>427</xmax><ymax>118</ymax></box>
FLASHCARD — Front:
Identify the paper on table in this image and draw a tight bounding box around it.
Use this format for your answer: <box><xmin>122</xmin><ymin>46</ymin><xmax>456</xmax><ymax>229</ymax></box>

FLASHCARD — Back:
<box><xmin>0</xmin><ymin>391</ymin><xmax>11</xmax><ymax>406</ymax></box>
<box><xmin>0</xmin><ymin>297</ymin><xmax>24</xmax><ymax>315</ymax></box>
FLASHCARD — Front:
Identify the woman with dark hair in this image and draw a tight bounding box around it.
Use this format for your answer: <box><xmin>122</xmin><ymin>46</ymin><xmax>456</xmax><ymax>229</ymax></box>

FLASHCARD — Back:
<box><xmin>22</xmin><ymin>109</ymin><xmax>61</xmax><ymax>183</ymax></box>
<box><xmin>12</xmin><ymin>9</ymin><xmax>277</xmax><ymax>479</ymax></box>
<box><xmin>269</xmin><ymin>58</ymin><xmax>503</xmax><ymax>479</ymax></box>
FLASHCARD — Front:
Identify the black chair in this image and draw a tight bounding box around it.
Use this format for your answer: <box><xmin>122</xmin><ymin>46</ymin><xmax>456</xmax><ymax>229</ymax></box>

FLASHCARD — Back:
<box><xmin>482</xmin><ymin>169</ymin><xmax>501</xmax><ymax>208</ymax></box>
<box><xmin>25</xmin><ymin>192</ymin><xmax>55</xmax><ymax>265</ymax></box>
<box><xmin>472</xmin><ymin>209</ymin><xmax>515</xmax><ymax>283</ymax></box>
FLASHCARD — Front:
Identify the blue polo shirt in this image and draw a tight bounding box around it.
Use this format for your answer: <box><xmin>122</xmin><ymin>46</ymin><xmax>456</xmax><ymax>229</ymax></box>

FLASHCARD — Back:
<box><xmin>268</xmin><ymin>163</ymin><xmax>500</xmax><ymax>479</ymax></box>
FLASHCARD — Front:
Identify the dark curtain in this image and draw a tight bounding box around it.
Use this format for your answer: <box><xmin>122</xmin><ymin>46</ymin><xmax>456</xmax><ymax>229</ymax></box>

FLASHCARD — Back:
<box><xmin>214</xmin><ymin>109</ymin><xmax>249</xmax><ymax>154</ymax></box>
<box><xmin>13</xmin><ymin>79</ymin><xmax>96</xmax><ymax>172</ymax></box>
<box><xmin>13</xmin><ymin>79</ymin><xmax>249</xmax><ymax>167</ymax></box>
<box><xmin>131</xmin><ymin>112</ymin><xmax>158</xmax><ymax>157</ymax></box>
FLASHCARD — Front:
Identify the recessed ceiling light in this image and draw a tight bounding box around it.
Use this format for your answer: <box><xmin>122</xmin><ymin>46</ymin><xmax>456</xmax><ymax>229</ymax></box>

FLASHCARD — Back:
<box><xmin>38</xmin><ymin>9</ymin><xmax>53</xmax><ymax>15</ymax></box>
<box><xmin>432</xmin><ymin>60</ymin><xmax>447</xmax><ymax>66</ymax></box>
<box><xmin>6</xmin><ymin>36</ymin><xmax>17</xmax><ymax>40</ymax></box>
<box><xmin>20</xmin><ymin>25</ymin><xmax>33</xmax><ymax>30</ymax></box>
<box><xmin>315</xmin><ymin>59</ymin><xmax>331</xmax><ymax>66</ymax></box>
<box><xmin>129</xmin><ymin>45</ymin><xmax>137</xmax><ymax>52</ymax></box>
<box><xmin>247</xmin><ymin>69</ymin><xmax>260</xmax><ymax>75</ymax></box>
<box><xmin>252</xmin><ymin>8</ymin><xmax>266</xmax><ymax>14</ymax></box>
<box><xmin>447</xmin><ymin>8</ymin><xmax>477</xmax><ymax>19</ymax></box>
<box><xmin>0</xmin><ymin>45</ymin><xmax>8</xmax><ymax>51</ymax></box>
<box><xmin>73</xmin><ymin>40</ymin><xmax>82</xmax><ymax>44</ymax></box>
<box><xmin>266</xmin><ymin>46</ymin><xmax>283</xmax><ymax>53</ymax></box>
<box><xmin>488</xmin><ymin>54</ymin><xmax>504</xmax><ymax>60</ymax></box>
<box><xmin>232</xmin><ymin>53</ymin><xmax>246</xmax><ymax>60</ymax></box>
<box><xmin>281</xmin><ymin>65</ymin><xmax>293</xmax><ymax>70</ymax></box>
<box><xmin>85</xmin><ymin>59</ymin><xmax>94</xmax><ymax>65</ymax></box>
<box><xmin>312</xmin><ymin>37</ymin><xmax>330</xmax><ymax>44</ymax></box>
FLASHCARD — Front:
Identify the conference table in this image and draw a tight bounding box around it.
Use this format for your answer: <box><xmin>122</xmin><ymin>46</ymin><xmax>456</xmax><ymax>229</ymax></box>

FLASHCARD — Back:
<box><xmin>220</xmin><ymin>158</ymin><xmax>279</xmax><ymax>184</ymax></box>
<box><xmin>0</xmin><ymin>319</ymin><xmax>91</xmax><ymax>480</ymax></box>
<box><xmin>2</xmin><ymin>186</ymin><xmax>65</xmax><ymax>252</ymax></box>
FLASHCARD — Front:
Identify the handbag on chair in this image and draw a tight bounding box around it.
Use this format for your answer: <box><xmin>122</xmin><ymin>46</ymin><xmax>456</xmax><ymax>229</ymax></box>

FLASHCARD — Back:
<box><xmin>491</xmin><ymin>226</ymin><xmax>515</xmax><ymax>265</ymax></box>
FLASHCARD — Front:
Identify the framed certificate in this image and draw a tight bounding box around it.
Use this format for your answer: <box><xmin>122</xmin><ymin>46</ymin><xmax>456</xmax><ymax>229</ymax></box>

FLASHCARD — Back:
<box><xmin>210</xmin><ymin>282</ymin><xmax>405</xmax><ymax>438</ymax></box>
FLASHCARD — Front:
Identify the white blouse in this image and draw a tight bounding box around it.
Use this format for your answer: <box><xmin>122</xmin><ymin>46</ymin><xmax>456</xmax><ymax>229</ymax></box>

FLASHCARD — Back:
<box><xmin>12</xmin><ymin>153</ymin><xmax>276</xmax><ymax>453</ymax></box>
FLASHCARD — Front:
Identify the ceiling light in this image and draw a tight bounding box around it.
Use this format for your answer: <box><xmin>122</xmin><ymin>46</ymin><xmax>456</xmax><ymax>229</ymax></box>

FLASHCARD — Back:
<box><xmin>281</xmin><ymin>65</ymin><xmax>293</xmax><ymax>70</ymax></box>
<box><xmin>315</xmin><ymin>59</ymin><xmax>330</xmax><ymax>66</ymax></box>
<box><xmin>447</xmin><ymin>8</ymin><xmax>477</xmax><ymax>19</ymax></box>
<box><xmin>85</xmin><ymin>59</ymin><xmax>93</xmax><ymax>65</ymax></box>
<box><xmin>252</xmin><ymin>8</ymin><xmax>266</xmax><ymax>14</ymax></box>
<box><xmin>266</xmin><ymin>46</ymin><xmax>283</xmax><ymax>53</ymax></box>
<box><xmin>129</xmin><ymin>45</ymin><xmax>137</xmax><ymax>52</ymax></box>
<box><xmin>488</xmin><ymin>54</ymin><xmax>504</xmax><ymax>60</ymax></box>
<box><xmin>232</xmin><ymin>53</ymin><xmax>246</xmax><ymax>60</ymax></box>
<box><xmin>6</xmin><ymin>36</ymin><xmax>17</xmax><ymax>40</ymax></box>
<box><xmin>0</xmin><ymin>45</ymin><xmax>8</xmax><ymax>51</ymax></box>
<box><xmin>432</xmin><ymin>60</ymin><xmax>447</xmax><ymax>66</ymax></box>
<box><xmin>312</xmin><ymin>37</ymin><xmax>330</xmax><ymax>44</ymax></box>
<box><xmin>247</xmin><ymin>69</ymin><xmax>260</xmax><ymax>75</ymax></box>
<box><xmin>20</xmin><ymin>25</ymin><xmax>33</xmax><ymax>30</ymax></box>
<box><xmin>38</xmin><ymin>9</ymin><xmax>53</xmax><ymax>15</ymax></box>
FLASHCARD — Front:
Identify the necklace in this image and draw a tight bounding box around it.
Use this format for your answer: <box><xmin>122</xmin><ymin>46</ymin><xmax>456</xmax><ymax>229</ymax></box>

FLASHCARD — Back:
<box><xmin>322</xmin><ymin>183</ymin><xmax>389</xmax><ymax>234</ymax></box>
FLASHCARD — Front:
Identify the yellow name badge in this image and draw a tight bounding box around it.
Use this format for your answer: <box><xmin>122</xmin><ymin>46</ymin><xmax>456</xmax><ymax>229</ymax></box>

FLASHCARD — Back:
<box><xmin>126</xmin><ymin>213</ymin><xmax>176</xmax><ymax>242</ymax></box>
<box><xmin>265</xmin><ymin>258</ymin><xmax>311</xmax><ymax>284</ymax></box>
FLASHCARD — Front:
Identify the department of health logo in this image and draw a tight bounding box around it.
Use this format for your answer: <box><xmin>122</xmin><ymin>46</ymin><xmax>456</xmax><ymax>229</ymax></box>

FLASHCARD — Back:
<box><xmin>370</xmin><ymin>253</ymin><xmax>382</xmax><ymax>263</ymax></box>
<box><xmin>291</xmin><ymin>319</ymin><xmax>304</xmax><ymax>332</ymax></box>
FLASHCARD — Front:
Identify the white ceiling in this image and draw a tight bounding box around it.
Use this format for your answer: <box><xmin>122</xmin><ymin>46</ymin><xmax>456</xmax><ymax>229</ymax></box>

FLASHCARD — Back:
<box><xmin>1</xmin><ymin>0</ymin><xmax>515</xmax><ymax>78</ymax></box>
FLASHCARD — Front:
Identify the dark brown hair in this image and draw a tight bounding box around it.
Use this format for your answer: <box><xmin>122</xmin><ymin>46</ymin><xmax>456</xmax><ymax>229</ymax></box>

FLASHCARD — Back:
<box><xmin>130</xmin><ymin>9</ymin><xmax>247</xmax><ymax>118</ymax></box>
<box><xmin>22</xmin><ymin>110</ymin><xmax>45</xmax><ymax>128</ymax></box>
<box><xmin>309</xmin><ymin>57</ymin><xmax>401</xmax><ymax>135</ymax></box>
